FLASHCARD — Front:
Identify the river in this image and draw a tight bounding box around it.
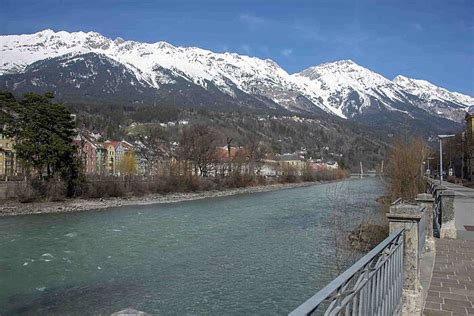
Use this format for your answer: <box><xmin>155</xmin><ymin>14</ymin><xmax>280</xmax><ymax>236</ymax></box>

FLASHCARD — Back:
<box><xmin>0</xmin><ymin>177</ymin><xmax>385</xmax><ymax>315</ymax></box>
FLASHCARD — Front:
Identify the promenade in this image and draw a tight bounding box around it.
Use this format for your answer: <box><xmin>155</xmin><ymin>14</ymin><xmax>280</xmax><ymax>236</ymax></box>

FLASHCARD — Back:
<box><xmin>441</xmin><ymin>182</ymin><xmax>474</xmax><ymax>240</ymax></box>
<box><xmin>423</xmin><ymin>182</ymin><xmax>474</xmax><ymax>315</ymax></box>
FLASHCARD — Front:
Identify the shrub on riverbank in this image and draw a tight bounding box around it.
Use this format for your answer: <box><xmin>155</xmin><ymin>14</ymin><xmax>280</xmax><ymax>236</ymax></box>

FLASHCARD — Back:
<box><xmin>301</xmin><ymin>168</ymin><xmax>350</xmax><ymax>182</ymax></box>
<box><xmin>7</xmin><ymin>168</ymin><xmax>350</xmax><ymax>202</ymax></box>
<box><xmin>347</xmin><ymin>223</ymin><xmax>389</xmax><ymax>252</ymax></box>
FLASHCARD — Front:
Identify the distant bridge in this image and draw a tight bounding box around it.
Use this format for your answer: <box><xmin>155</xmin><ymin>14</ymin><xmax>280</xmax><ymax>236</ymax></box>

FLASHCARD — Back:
<box><xmin>350</xmin><ymin>171</ymin><xmax>383</xmax><ymax>177</ymax></box>
<box><xmin>350</xmin><ymin>161</ymin><xmax>384</xmax><ymax>177</ymax></box>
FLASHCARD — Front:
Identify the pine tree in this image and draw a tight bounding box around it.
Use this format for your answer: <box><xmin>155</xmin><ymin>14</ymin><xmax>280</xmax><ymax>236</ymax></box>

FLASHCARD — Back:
<box><xmin>1</xmin><ymin>91</ymin><xmax>80</xmax><ymax>195</ymax></box>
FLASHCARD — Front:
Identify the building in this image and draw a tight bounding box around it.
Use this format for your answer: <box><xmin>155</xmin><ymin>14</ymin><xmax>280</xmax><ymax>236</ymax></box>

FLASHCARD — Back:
<box><xmin>74</xmin><ymin>134</ymin><xmax>98</xmax><ymax>175</ymax></box>
<box><xmin>74</xmin><ymin>131</ymin><xmax>108</xmax><ymax>176</ymax></box>
<box><xmin>311</xmin><ymin>160</ymin><xmax>340</xmax><ymax>171</ymax></box>
<box><xmin>115</xmin><ymin>141</ymin><xmax>134</xmax><ymax>166</ymax></box>
<box><xmin>466</xmin><ymin>106</ymin><xmax>474</xmax><ymax>181</ymax></box>
<box><xmin>274</xmin><ymin>154</ymin><xmax>306</xmax><ymax>176</ymax></box>
<box><xmin>103</xmin><ymin>141</ymin><xmax>119</xmax><ymax>176</ymax></box>
<box><xmin>0</xmin><ymin>134</ymin><xmax>19</xmax><ymax>177</ymax></box>
<box><xmin>214</xmin><ymin>146</ymin><xmax>248</xmax><ymax>176</ymax></box>
<box><xmin>261</xmin><ymin>159</ymin><xmax>279</xmax><ymax>177</ymax></box>
<box><xmin>113</xmin><ymin>140</ymin><xmax>136</xmax><ymax>176</ymax></box>
<box><xmin>95</xmin><ymin>144</ymin><xmax>107</xmax><ymax>175</ymax></box>
<box><xmin>102</xmin><ymin>140</ymin><xmax>140</xmax><ymax>176</ymax></box>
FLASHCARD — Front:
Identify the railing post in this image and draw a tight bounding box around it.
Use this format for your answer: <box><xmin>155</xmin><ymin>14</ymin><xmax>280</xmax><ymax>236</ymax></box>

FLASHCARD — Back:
<box><xmin>439</xmin><ymin>190</ymin><xmax>456</xmax><ymax>239</ymax></box>
<box><xmin>386</xmin><ymin>203</ymin><xmax>424</xmax><ymax>316</ymax></box>
<box><xmin>416</xmin><ymin>193</ymin><xmax>435</xmax><ymax>251</ymax></box>
<box><xmin>433</xmin><ymin>185</ymin><xmax>447</xmax><ymax>200</ymax></box>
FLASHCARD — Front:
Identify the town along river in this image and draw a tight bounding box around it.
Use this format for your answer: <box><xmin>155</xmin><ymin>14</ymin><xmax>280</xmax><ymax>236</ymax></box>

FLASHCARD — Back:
<box><xmin>0</xmin><ymin>177</ymin><xmax>385</xmax><ymax>315</ymax></box>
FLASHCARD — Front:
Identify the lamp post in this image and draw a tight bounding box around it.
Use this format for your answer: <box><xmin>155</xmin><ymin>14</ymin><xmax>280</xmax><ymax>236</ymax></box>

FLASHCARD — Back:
<box><xmin>427</xmin><ymin>157</ymin><xmax>434</xmax><ymax>177</ymax></box>
<box><xmin>438</xmin><ymin>134</ymin><xmax>455</xmax><ymax>185</ymax></box>
<box><xmin>421</xmin><ymin>161</ymin><xmax>426</xmax><ymax>178</ymax></box>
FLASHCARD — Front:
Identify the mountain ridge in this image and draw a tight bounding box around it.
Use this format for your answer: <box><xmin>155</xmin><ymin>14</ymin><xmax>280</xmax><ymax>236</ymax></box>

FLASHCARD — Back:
<box><xmin>0</xmin><ymin>29</ymin><xmax>472</xmax><ymax>128</ymax></box>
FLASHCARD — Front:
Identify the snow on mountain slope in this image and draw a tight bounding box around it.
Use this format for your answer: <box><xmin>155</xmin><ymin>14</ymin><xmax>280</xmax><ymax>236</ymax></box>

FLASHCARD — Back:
<box><xmin>394</xmin><ymin>75</ymin><xmax>474</xmax><ymax>106</ymax></box>
<box><xmin>0</xmin><ymin>29</ymin><xmax>331</xmax><ymax>114</ymax></box>
<box><xmin>1</xmin><ymin>29</ymin><xmax>472</xmax><ymax>122</ymax></box>
<box><xmin>293</xmin><ymin>60</ymin><xmax>417</xmax><ymax>118</ymax></box>
<box><xmin>393</xmin><ymin>75</ymin><xmax>473</xmax><ymax>121</ymax></box>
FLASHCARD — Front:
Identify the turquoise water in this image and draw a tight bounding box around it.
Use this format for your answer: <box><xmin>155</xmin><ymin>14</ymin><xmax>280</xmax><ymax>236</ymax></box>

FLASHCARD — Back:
<box><xmin>0</xmin><ymin>178</ymin><xmax>384</xmax><ymax>315</ymax></box>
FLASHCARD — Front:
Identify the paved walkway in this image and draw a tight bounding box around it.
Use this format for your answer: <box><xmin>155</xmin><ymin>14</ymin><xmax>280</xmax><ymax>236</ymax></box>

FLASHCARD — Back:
<box><xmin>423</xmin><ymin>239</ymin><xmax>474</xmax><ymax>315</ymax></box>
<box><xmin>441</xmin><ymin>182</ymin><xmax>474</xmax><ymax>240</ymax></box>
<box><xmin>423</xmin><ymin>182</ymin><xmax>474</xmax><ymax>315</ymax></box>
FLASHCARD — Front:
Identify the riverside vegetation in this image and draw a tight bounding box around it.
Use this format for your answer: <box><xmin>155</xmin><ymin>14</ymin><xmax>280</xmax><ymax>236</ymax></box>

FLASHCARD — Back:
<box><xmin>335</xmin><ymin>136</ymin><xmax>430</xmax><ymax>263</ymax></box>
<box><xmin>0</xmin><ymin>91</ymin><xmax>349</xmax><ymax>206</ymax></box>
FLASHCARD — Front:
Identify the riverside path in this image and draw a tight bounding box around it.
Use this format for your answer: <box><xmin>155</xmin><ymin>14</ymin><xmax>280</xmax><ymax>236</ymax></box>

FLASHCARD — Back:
<box><xmin>423</xmin><ymin>182</ymin><xmax>474</xmax><ymax>316</ymax></box>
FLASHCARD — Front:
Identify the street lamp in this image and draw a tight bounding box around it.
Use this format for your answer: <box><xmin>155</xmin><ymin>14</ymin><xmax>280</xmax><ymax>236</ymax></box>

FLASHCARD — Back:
<box><xmin>427</xmin><ymin>157</ymin><xmax>435</xmax><ymax>176</ymax></box>
<box><xmin>438</xmin><ymin>134</ymin><xmax>455</xmax><ymax>185</ymax></box>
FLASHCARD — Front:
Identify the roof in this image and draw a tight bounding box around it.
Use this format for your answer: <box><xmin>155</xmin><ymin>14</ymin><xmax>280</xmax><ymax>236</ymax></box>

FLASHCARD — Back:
<box><xmin>121</xmin><ymin>140</ymin><xmax>134</xmax><ymax>150</ymax></box>
<box><xmin>467</xmin><ymin>106</ymin><xmax>474</xmax><ymax>116</ymax></box>
<box><xmin>103</xmin><ymin>140</ymin><xmax>121</xmax><ymax>148</ymax></box>
<box><xmin>274</xmin><ymin>154</ymin><xmax>304</xmax><ymax>161</ymax></box>
<box><xmin>214</xmin><ymin>146</ymin><xmax>245</xmax><ymax>160</ymax></box>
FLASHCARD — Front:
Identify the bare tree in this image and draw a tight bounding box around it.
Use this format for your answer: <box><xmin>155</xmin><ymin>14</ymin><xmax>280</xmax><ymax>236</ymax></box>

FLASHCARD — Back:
<box><xmin>326</xmin><ymin>182</ymin><xmax>388</xmax><ymax>274</ymax></box>
<box><xmin>226</xmin><ymin>136</ymin><xmax>233</xmax><ymax>174</ymax></box>
<box><xmin>134</xmin><ymin>126</ymin><xmax>170</xmax><ymax>176</ymax></box>
<box><xmin>244</xmin><ymin>135</ymin><xmax>269</xmax><ymax>175</ymax></box>
<box><xmin>178</xmin><ymin>124</ymin><xmax>218</xmax><ymax>177</ymax></box>
<box><xmin>385</xmin><ymin>137</ymin><xmax>429</xmax><ymax>201</ymax></box>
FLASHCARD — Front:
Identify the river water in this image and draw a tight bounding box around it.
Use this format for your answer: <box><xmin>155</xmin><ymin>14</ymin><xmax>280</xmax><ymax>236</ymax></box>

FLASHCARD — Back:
<box><xmin>0</xmin><ymin>177</ymin><xmax>384</xmax><ymax>315</ymax></box>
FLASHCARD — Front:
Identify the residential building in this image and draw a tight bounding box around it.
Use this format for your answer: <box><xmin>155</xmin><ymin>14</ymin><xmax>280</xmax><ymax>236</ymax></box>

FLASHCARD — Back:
<box><xmin>261</xmin><ymin>159</ymin><xmax>279</xmax><ymax>177</ymax></box>
<box><xmin>102</xmin><ymin>140</ymin><xmax>139</xmax><ymax>176</ymax></box>
<box><xmin>114</xmin><ymin>140</ymin><xmax>135</xmax><ymax>176</ymax></box>
<box><xmin>274</xmin><ymin>154</ymin><xmax>306</xmax><ymax>176</ymax></box>
<box><xmin>214</xmin><ymin>146</ymin><xmax>247</xmax><ymax>176</ymax></box>
<box><xmin>103</xmin><ymin>141</ymin><xmax>119</xmax><ymax>175</ymax></box>
<box><xmin>311</xmin><ymin>160</ymin><xmax>340</xmax><ymax>171</ymax></box>
<box><xmin>74</xmin><ymin>131</ymin><xmax>109</xmax><ymax>176</ymax></box>
<box><xmin>95</xmin><ymin>145</ymin><xmax>107</xmax><ymax>175</ymax></box>
<box><xmin>74</xmin><ymin>134</ymin><xmax>98</xmax><ymax>175</ymax></box>
<box><xmin>0</xmin><ymin>134</ymin><xmax>18</xmax><ymax>177</ymax></box>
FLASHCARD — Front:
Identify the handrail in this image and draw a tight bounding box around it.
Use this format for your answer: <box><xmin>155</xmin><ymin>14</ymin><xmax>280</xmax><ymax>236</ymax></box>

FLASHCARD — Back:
<box><xmin>391</xmin><ymin>198</ymin><xmax>402</xmax><ymax>205</ymax></box>
<box><xmin>289</xmin><ymin>228</ymin><xmax>404</xmax><ymax>316</ymax></box>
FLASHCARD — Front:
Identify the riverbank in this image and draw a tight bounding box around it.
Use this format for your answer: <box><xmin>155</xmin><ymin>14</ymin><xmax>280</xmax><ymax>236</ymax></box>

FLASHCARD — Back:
<box><xmin>0</xmin><ymin>181</ymin><xmax>326</xmax><ymax>217</ymax></box>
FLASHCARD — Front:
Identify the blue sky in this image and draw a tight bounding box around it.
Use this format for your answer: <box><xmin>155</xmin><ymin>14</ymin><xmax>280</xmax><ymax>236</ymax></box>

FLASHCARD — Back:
<box><xmin>1</xmin><ymin>0</ymin><xmax>473</xmax><ymax>95</ymax></box>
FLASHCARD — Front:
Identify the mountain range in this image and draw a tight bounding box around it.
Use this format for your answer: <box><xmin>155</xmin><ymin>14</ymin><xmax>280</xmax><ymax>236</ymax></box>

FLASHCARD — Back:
<box><xmin>1</xmin><ymin>29</ymin><xmax>472</xmax><ymax>135</ymax></box>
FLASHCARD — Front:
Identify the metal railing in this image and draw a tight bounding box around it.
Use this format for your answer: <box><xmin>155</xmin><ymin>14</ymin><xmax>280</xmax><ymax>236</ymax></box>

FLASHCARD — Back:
<box><xmin>418</xmin><ymin>208</ymin><xmax>426</xmax><ymax>254</ymax></box>
<box><xmin>425</xmin><ymin>178</ymin><xmax>441</xmax><ymax>238</ymax></box>
<box><xmin>289</xmin><ymin>228</ymin><xmax>405</xmax><ymax>316</ymax></box>
<box><xmin>433</xmin><ymin>192</ymin><xmax>441</xmax><ymax>238</ymax></box>
<box><xmin>427</xmin><ymin>181</ymin><xmax>436</xmax><ymax>194</ymax></box>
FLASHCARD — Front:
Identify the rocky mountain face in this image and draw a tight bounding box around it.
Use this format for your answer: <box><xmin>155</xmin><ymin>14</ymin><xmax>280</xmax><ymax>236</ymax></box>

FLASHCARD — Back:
<box><xmin>0</xmin><ymin>29</ymin><xmax>472</xmax><ymax>135</ymax></box>
<box><xmin>393</xmin><ymin>75</ymin><xmax>472</xmax><ymax>122</ymax></box>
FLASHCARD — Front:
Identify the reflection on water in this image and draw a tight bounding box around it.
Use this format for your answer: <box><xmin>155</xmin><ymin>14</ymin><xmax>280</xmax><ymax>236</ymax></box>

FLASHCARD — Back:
<box><xmin>0</xmin><ymin>178</ymin><xmax>384</xmax><ymax>315</ymax></box>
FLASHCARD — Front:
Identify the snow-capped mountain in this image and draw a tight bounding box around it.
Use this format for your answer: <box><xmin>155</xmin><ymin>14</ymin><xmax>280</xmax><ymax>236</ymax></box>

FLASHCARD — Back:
<box><xmin>0</xmin><ymin>29</ymin><xmax>330</xmax><ymax>114</ymax></box>
<box><xmin>293</xmin><ymin>60</ymin><xmax>472</xmax><ymax>121</ymax></box>
<box><xmin>393</xmin><ymin>75</ymin><xmax>474</xmax><ymax>121</ymax></box>
<box><xmin>0</xmin><ymin>29</ymin><xmax>472</xmax><ymax>128</ymax></box>
<box><xmin>293</xmin><ymin>60</ymin><xmax>414</xmax><ymax>118</ymax></box>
